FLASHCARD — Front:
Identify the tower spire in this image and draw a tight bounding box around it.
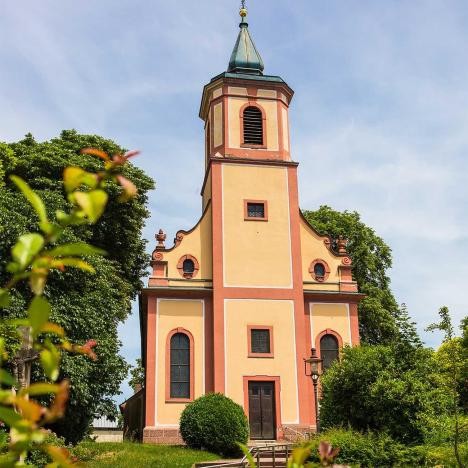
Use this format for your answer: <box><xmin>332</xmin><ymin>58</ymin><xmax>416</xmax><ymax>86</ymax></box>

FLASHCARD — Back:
<box><xmin>227</xmin><ymin>3</ymin><xmax>264</xmax><ymax>75</ymax></box>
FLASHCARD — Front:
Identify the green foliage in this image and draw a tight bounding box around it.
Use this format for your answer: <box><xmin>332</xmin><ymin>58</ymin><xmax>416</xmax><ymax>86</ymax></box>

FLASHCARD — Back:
<box><xmin>26</xmin><ymin>431</ymin><xmax>66</xmax><ymax>467</ymax></box>
<box><xmin>319</xmin><ymin>345</ymin><xmax>450</xmax><ymax>444</ymax></box>
<box><xmin>0</xmin><ymin>131</ymin><xmax>154</xmax><ymax>444</ymax></box>
<box><xmin>461</xmin><ymin>316</ymin><xmax>468</xmax><ymax>412</ymax></box>
<box><xmin>180</xmin><ymin>393</ymin><xmax>249</xmax><ymax>456</ymax></box>
<box><xmin>427</xmin><ymin>307</ymin><xmax>468</xmax><ymax>467</ymax></box>
<box><xmin>302</xmin><ymin>428</ymin><xmax>468</xmax><ymax>467</ymax></box>
<box><xmin>128</xmin><ymin>358</ymin><xmax>145</xmax><ymax>391</ymax></box>
<box><xmin>0</xmin><ymin>144</ymin><xmax>142</xmax><ymax>466</ymax></box>
<box><xmin>302</xmin><ymin>206</ymin><xmax>421</xmax><ymax>347</ymax></box>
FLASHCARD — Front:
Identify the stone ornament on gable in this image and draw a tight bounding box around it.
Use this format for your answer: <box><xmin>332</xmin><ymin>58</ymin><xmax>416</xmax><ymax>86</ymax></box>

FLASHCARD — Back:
<box><xmin>337</xmin><ymin>235</ymin><xmax>348</xmax><ymax>255</ymax></box>
<box><xmin>156</xmin><ymin>229</ymin><xmax>166</xmax><ymax>249</ymax></box>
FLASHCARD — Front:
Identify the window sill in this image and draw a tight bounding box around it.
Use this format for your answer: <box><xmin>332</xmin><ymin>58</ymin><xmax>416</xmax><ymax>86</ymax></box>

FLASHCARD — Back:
<box><xmin>244</xmin><ymin>216</ymin><xmax>268</xmax><ymax>222</ymax></box>
<box><xmin>248</xmin><ymin>353</ymin><xmax>274</xmax><ymax>358</ymax></box>
<box><xmin>165</xmin><ymin>398</ymin><xmax>193</xmax><ymax>404</ymax></box>
<box><xmin>241</xmin><ymin>144</ymin><xmax>267</xmax><ymax>149</ymax></box>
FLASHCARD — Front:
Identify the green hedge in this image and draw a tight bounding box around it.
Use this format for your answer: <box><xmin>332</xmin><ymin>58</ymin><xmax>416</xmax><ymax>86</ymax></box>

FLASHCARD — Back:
<box><xmin>180</xmin><ymin>393</ymin><xmax>249</xmax><ymax>456</ymax></box>
<box><xmin>305</xmin><ymin>428</ymin><xmax>468</xmax><ymax>467</ymax></box>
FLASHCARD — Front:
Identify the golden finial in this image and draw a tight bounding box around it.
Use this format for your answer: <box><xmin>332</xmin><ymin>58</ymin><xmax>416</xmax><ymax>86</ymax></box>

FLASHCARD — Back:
<box><xmin>240</xmin><ymin>0</ymin><xmax>247</xmax><ymax>18</ymax></box>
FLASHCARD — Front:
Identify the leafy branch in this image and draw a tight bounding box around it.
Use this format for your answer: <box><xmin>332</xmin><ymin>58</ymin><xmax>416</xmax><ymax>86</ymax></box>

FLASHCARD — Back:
<box><xmin>0</xmin><ymin>148</ymin><xmax>138</xmax><ymax>467</ymax></box>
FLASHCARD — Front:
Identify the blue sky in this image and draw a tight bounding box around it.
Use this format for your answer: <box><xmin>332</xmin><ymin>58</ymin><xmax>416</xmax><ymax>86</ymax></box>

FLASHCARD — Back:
<box><xmin>2</xmin><ymin>1</ymin><xmax>467</xmax><ymax>401</ymax></box>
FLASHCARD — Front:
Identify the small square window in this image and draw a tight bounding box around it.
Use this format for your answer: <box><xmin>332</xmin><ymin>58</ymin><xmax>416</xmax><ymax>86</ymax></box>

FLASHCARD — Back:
<box><xmin>247</xmin><ymin>203</ymin><xmax>264</xmax><ymax>218</ymax></box>
<box><xmin>244</xmin><ymin>200</ymin><xmax>268</xmax><ymax>221</ymax></box>
<box><xmin>251</xmin><ymin>329</ymin><xmax>270</xmax><ymax>354</ymax></box>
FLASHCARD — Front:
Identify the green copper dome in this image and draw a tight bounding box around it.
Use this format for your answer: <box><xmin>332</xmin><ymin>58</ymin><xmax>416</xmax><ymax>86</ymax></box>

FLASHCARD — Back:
<box><xmin>228</xmin><ymin>17</ymin><xmax>264</xmax><ymax>75</ymax></box>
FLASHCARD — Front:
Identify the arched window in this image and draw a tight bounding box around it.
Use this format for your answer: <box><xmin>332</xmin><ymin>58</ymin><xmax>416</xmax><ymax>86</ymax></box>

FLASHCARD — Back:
<box><xmin>320</xmin><ymin>334</ymin><xmax>339</xmax><ymax>371</ymax></box>
<box><xmin>183</xmin><ymin>259</ymin><xmax>195</xmax><ymax>275</ymax></box>
<box><xmin>243</xmin><ymin>106</ymin><xmax>263</xmax><ymax>145</ymax></box>
<box><xmin>314</xmin><ymin>262</ymin><xmax>326</xmax><ymax>278</ymax></box>
<box><xmin>170</xmin><ymin>333</ymin><xmax>190</xmax><ymax>398</ymax></box>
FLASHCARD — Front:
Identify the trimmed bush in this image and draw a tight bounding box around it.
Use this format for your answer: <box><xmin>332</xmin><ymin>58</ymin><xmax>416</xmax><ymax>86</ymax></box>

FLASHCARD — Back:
<box><xmin>180</xmin><ymin>393</ymin><xmax>249</xmax><ymax>456</ymax></box>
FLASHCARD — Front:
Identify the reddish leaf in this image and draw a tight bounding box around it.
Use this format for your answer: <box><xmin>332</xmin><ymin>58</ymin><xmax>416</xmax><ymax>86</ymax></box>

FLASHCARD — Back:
<box><xmin>116</xmin><ymin>175</ymin><xmax>137</xmax><ymax>201</ymax></box>
<box><xmin>80</xmin><ymin>148</ymin><xmax>109</xmax><ymax>161</ymax></box>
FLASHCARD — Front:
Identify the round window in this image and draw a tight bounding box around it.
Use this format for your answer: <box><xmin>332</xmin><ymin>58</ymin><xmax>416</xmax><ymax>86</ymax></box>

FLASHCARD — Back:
<box><xmin>309</xmin><ymin>259</ymin><xmax>330</xmax><ymax>282</ymax></box>
<box><xmin>314</xmin><ymin>263</ymin><xmax>325</xmax><ymax>278</ymax></box>
<box><xmin>183</xmin><ymin>259</ymin><xmax>195</xmax><ymax>275</ymax></box>
<box><xmin>177</xmin><ymin>254</ymin><xmax>200</xmax><ymax>279</ymax></box>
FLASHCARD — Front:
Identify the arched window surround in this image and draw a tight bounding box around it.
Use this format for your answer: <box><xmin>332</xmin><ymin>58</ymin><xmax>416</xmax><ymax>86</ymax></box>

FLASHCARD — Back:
<box><xmin>315</xmin><ymin>328</ymin><xmax>343</xmax><ymax>368</ymax></box>
<box><xmin>239</xmin><ymin>101</ymin><xmax>267</xmax><ymax>149</ymax></box>
<box><xmin>176</xmin><ymin>254</ymin><xmax>200</xmax><ymax>279</ymax></box>
<box><xmin>165</xmin><ymin>328</ymin><xmax>195</xmax><ymax>402</ymax></box>
<box><xmin>309</xmin><ymin>259</ymin><xmax>331</xmax><ymax>282</ymax></box>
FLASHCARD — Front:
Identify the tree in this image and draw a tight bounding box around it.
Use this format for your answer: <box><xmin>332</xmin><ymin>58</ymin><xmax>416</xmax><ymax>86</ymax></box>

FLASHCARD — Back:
<box><xmin>128</xmin><ymin>358</ymin><xmax>145</xmax><ymax>391</ymax></box>
<box><xmin>0</xmin><ymin>131</ymin><xmax>154</xmax><ymax>443</ymax></box>
<box><xmin>319</xmin><ymin>344</ymin><xmax>450</xmax><ymax>444</ymax></box>
<box><xmin>427</xmin><ymin>307</ymin><xmax>467</xmax><ymax>468</ymax></box>
<box><xmin>302</xmin><ymin>206</ymin><xmax>421</xmax><ymax>347</ymax></box>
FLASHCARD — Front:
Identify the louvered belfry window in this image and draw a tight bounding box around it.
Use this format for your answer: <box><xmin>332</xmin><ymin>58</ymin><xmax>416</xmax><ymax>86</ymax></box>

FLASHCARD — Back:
<box><xmin>320</xmin><ymin>334</ymin><xmax>339</xmax><ymax>371</ymax></box>
<box><xmin>251</xmin><ymin>329</ymin><xmax>270</xmax><ymax>354</ymax></box>
<box><xmin>170</xmin><ymin>333</ymin><xmax>190</xmax><ymax>398</ymax></box>
<box><xmin>243</xmin><ymin>106</ymin><xmax>263</xmax><ymax>145</ymax></box>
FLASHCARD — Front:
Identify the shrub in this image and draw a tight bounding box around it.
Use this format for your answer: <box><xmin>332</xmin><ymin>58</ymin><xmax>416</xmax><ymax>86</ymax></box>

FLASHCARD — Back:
<box><xmin>320</xmin><ymin>345</ymin><xmax>451</xmax><ymax>444</ymax></box>
<box><xmin>26</xmin><ymin>431</ymin><xmax>67</xmax><ymax>467</ymax></box>
<box><xmin>305</xmin><ymin>428</ymin><xmax>428</xmax><ymax>467</ymax></box>
<box><xmin>180</xmin><ymin>393</ymin><xmax>249</xmax><ymax>456</ymax></box>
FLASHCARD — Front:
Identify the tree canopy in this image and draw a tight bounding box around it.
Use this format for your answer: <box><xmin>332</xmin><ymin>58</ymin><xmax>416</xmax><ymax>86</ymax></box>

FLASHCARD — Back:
<box><xmin>320</xmin><ymin>344</ymin><xmax>451</xmax><ymax>444</ymax></box>
<box><xmin>302</xmin><ymin>206</ymin><xmax>420</xmax><ymax>347</ymax></box>
<box><xmin>0</xmin><ymin>130</ymin><xmax>154</xmax><ymax>443</ymax></box>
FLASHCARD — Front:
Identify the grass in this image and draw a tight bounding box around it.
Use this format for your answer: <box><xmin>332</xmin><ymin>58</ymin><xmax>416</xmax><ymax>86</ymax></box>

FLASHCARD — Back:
<box><xmin>74</xmin><ymin>442</ymin><xmax>221</xmax><ymax>468</ymax></box>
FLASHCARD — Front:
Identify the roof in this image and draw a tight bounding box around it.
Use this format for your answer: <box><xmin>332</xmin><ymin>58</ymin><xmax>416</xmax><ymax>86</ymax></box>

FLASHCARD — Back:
<box><xmin>228</xmin><ymin>17</ymin><xmax>264</xmax><ymax>75</ymax></box>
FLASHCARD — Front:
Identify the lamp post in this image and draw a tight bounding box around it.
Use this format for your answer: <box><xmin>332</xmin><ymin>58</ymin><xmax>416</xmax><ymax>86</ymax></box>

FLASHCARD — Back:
<box><xmin>304</xmin><ymin>347</ymin><xmax>323</xmax><ymax>433</ymax></box>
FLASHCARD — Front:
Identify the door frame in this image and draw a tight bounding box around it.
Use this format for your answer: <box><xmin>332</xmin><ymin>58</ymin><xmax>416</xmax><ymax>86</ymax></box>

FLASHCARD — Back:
<box><xmin>243</xmin><ymin>375</ymin><xmax>283</xmax><ymax>440</ymax></box>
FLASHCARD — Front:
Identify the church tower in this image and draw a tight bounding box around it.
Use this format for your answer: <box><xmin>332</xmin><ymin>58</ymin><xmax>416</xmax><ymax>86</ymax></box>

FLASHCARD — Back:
<box><xmin>138</xmin><ymin>6</ymin><xmax>362</xmax><ymax>444</ymax></box>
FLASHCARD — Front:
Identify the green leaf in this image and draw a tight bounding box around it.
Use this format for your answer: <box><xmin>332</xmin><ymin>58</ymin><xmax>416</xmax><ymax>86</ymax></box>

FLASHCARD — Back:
<box><xmin>19</xmin><ymin>382</ymin><xmax>60</xmax><ymax>396</ymax></box>
<box><xmin>40</xmin><ymin>347</ymin><xmax>60</xmax><ymax>381</ymax></box>
<box><xmin>29</xmin><ymin>271</ymin><xmax>47</xmax><ymax>295</ymax></box>
<box><xmin>46</xmin><ymin>242</ymin><xmax>105</xmax><ymax>257</ymax></box>
<box><xmin>10</xmin><ymin>175</ymin><xmax>48</xmax><ymax>226</ymax></box>
<box><xmin>12</xmin><ymin>233</ymin><xmax>44</xmax><ymax>269</ymax></box>
<box><xmin>52</xmin><ymin>258</ymin><xmax>95</xmax><ymax>273</ymax></box>
<box><xmin>63</xmin><ymin>166</ymin><xmax>98</xmax><ymax>192</ymax></box>
<box><xmin>74</xmin><ymin>190</ymin><xmax>108</xmax><ymax>223</ymax></box>
<box><xmin>0</xmin><ymin>369</ymin><xmax>16</xmax><ymax>387</ymax></box>
<box><xmin>0</xmin><ymin>407</ymin><xmax>22</xmax><ymax>426</ymax></box>
<box><xmin>0</xmin><ymin>289</ymin><xmax>10</xmax><ymax>308</ymax></box>
<box><xmin>238</xmin><ymin>443</ymin><xmax>256</xmax><ymax>468</ymax></box>
<box><xmin>28</xmin><ymin>296</ymin><xmax>51</xmax><ymax>339</ymax></box>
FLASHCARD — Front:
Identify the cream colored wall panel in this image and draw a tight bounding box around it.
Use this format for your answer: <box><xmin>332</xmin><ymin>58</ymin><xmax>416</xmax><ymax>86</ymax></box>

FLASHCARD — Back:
<box><xmin>212</xmin><ymin>87</ymin><xmax>222</xmax><ymax>99</ymax></box>
<box><xmin>257</xmin><ymin>89</ymin><xmax>277</xmax><ymax>98</ymax></box>
<box><xmin>224</xmin><ymin>299</ymin><xmax>299</xmax><ymax>424</ymax></box>
<box><xmin>213</xmin><ymin>102</ymin><xmax>223</xmax><ymax>148</ymax></box>
<box><xmin>223</xmin><ymin>164</ymin><xmax>292</xmax><ymax>288</ymax></box>
<box><xmin>262</xmin><ymin>100</ymin><xmax>279</xmax><ymax>151</ymax></box>
<box><xmin>310</xmin><ymin>303</ymin><xmax>351</xmax><ymax>346</ymax></box>
<box><xmin>299</xmin><ymin>220</ymin><xmax>342</xmax><ymax>286</ymax></box>
<box><xmin>163</xmin><ymin>206</ymin><xmax>213</xmax><ymax>280</ymax></box>
<box><xmin>228</xmin><ymin>86</ymin><xmax>248</xmax><ymax>95</ymax></box>
<box><xmin>156</xmin><ymin>299</ymin><xmax>204</xmax><ymax>425</ymax></box>
<box><xmin>282</xmin><ymin>107</ymin><xmax>289</xmax><ymax>152</ymax></box>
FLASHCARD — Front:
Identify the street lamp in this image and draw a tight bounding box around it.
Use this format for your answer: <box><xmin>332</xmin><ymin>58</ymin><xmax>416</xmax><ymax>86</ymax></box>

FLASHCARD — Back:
<box><xmin>304</xmin><ymin>347</ymin><xmax>323</xmax><ymax>433</ymax></box>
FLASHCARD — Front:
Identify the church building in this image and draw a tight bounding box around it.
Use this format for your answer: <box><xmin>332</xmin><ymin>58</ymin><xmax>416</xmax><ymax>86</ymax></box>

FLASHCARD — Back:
<box><xmin>138</xmin><ymin>7</ymin><xmax>363</xmax><ymax>444</ymax></box>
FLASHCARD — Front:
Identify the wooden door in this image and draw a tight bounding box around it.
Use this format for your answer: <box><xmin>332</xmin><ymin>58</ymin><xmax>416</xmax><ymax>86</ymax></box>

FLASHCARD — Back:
<box><xmin>248</xmin><ymin>381</ymin><xmax>276</xmax><ymax>440</ymax></box>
